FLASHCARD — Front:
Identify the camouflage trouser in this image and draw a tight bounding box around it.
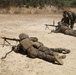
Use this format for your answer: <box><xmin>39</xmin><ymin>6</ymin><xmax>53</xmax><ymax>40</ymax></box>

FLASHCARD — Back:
<box><xmin>49</xmin><ymin>48</ymin><xmax>70</xmax><ymax>54</ymax></box>
<box><xmin>37</xmin><ymin>51</ymin><xmax>55</xmax><ymax>62</ymax></box>
<box><xmin>27</xmin><ymin>46</ymin><xmax>55</xmax><ymax>62</ymax></box>
<box><xmin>27</xmin><ymin>46</ymin><xmax>64</xmax><ymax>64</ymax></box>
<box><xmin>13</xmin><ymin>44</ymin><xmax>63</xmax><ymax>64</ymax></box>
<box><xmin>38</xmin><ymin>46</ymin><xmax>54</xmax><ymax>55</ymax></box>
<box><xmin>65</xmin><ymin>30</ymin><xmax>76</xmax><ymax>37</ymax></box>
<box><xmin>38</xmin><ymin>46</ymin><xmax>70</xmax><ymax>53</ymax></box>
<box><xmin>38</xmin><ymin>46</ymin><xmax>70</xmax><ymax>54</ymax></box>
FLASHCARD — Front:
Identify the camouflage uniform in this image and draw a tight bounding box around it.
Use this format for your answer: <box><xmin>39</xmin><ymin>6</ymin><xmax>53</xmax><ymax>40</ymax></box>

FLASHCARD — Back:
<box><xmin>14</xmin><ymin>33</ymin><xmax>70</xmax><ymax>65</ymax></box>
<box><xmin>63</xmin><ymin>11</ymin><xmax>76</xmax><ymax>29</ymax></box>
<box><xmin>53</xmin><ymin>22</ymin><xmax>76</xmax><ymax>37</ymax></box>
<box><xmin>61</xmin><ymin>13</ymin><xmax>70</xmax><ymax>26</ymax></box>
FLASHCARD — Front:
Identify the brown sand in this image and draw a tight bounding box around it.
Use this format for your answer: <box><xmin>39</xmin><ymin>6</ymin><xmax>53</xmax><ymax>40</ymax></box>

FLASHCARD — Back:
<box><xmin>0</xmin><ymin>14</ymin><xmax>76</xmax><ymax>75</ymax></box>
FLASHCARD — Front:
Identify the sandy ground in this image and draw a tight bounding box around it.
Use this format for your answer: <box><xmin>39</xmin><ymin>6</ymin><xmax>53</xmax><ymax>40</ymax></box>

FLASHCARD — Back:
<box><xmin>0</xmin><ymin>14</ymin><xmax>76</xmax><ymax>75</ymax></box>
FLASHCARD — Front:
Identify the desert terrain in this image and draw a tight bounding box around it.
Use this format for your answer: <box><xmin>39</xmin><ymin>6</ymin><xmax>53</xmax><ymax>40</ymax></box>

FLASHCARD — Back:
<box><xmin>0</xmin><ymin>14</ymin><xmax>76</xmax><ymax>75</ymax></box>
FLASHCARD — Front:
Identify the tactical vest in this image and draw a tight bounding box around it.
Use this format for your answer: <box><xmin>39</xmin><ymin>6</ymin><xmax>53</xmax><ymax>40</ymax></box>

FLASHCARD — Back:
<box><xmin>68</xmin><ymin>11</ymin><xmax>76</xmax><ymax>21</ymax></box>
<box><xmin>20</xmin><ymin>38</ymin><xmax>32</xmax><ymax>51</ymax></box>
<box><xmin>20</xmin><ymin>38</ymin><xmax>38</xmax><ymax>58</ymax></box>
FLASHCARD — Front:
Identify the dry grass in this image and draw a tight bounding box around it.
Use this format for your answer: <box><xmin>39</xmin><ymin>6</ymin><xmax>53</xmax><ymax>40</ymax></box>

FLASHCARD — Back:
<box><xmin>0</xmin><ymin>6</ymin><xmax>76</xmax><ymax>14</ymax></box>
<box><xmin>0</xmin><ymin>6</ymin><xmax>66</xmax><ymax>14</ymax></box>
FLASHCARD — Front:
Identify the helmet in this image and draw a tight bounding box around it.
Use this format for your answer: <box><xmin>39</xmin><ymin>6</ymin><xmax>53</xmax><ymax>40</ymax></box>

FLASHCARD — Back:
<box><xmin>19</xmin><ymin>33</ymin><xmax>29</xmax><ymax>40</ymax></box>
<box><xmin>63</xmin><ymin>11</ymin><xmax>67</xmax><ymax>14</ymax></box>
<box><xmin>63</xmin><ymin>11</ymin><xmax>67</xmax><ymax>17</ymax></box>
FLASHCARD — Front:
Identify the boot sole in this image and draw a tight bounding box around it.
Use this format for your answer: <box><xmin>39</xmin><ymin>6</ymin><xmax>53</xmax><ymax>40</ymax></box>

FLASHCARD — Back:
<box><xmin>54</xmin><ymin>55</ymin><xmax>63</xmax><ymax>65</ymax></box>
<box><xmin>59</xmin><ymin>55</ymin><xmax>66</xmax><ymax>59</ymax></box>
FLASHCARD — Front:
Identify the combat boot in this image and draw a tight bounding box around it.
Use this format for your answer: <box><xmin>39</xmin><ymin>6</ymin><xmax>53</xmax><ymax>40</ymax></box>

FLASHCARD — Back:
<box><xmin>46</xmin><ymin>54</ymin><xmax>63</xmax><ymax>65</ymax></box>
<box><xmin>62</xmin><ymin>49</ymin><xmax>70</xmax><ymax>54</ymax></box>
<box><xmin>37</xmin><ymin>51</ymin><xmax>63</xmax><ymax>65</ymax></box>
<box><xmin>59</xmin><ymin>55</ymin><xmax>66</xmax><ymax>59</ymax></box>
<box><xmin>51</xmin><ymin>51</ymin><xmax>66</xmax><ymax>59</ymax></box>
<box><xmin>52</xmin><ymin>52</ymin><xmax>63</xmax><ymax>65</ymax></box>
<box><xmin>54</xmin><ymin>55</ymin><xmax>63</xmax><ymax>65</ymax></box>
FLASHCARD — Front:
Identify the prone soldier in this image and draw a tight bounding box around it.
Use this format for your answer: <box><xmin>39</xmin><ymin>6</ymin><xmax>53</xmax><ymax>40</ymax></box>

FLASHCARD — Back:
<box><xmin>51</xmin><ymin>22</ymin><xmax>76</xmax><ymax>37</ymax></box>
<box><xmin>13</xmin><ymin>33</ymin><xmax>70</xmax><ymax>65</ymax></box>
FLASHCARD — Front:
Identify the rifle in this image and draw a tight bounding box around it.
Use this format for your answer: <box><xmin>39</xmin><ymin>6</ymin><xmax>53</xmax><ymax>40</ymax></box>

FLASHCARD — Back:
<box><xmin>1</xmin><ymin>49</ymin><xmax>13</xmax><ymax>59</ymax></box>
<box><xmin>1</xmin><ymin>37</ymin><xmax>20</xmax><ymax>47</ymax></box>
<box><xmin>45</xmin><ymin>20</ymin><xmax>58</xmax><ymax>30</ymax></box>
<box><xmin>1</xmin><ymin>36</ymin><xmax>38</xmax><ymax>47</ymax></box>
<box><xmin>0</xmin><ymin>37</ymin><xmax>20</xmax><ymax>59</ymax></box>
<box><xmin>45</xmin><ymin>24</ymin><xmax>58</xmax><ymax>30</ymax></box>
<box><xmin>1</xmin><ymin>36</ymin><xmax>38</xmax><ymax>59</ymax></box>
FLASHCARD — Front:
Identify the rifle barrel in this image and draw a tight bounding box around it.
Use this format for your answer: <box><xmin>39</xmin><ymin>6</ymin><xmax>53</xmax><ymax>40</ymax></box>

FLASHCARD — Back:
<box><xmin>1</xmin><ymin>37</ymin><xmax>20</xmax><ymax>41</ymax></box>
<box><xmin>45</xmin><ymin>24</ymin><xmax>58</xmax><ymax>27</ymax></box>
